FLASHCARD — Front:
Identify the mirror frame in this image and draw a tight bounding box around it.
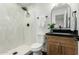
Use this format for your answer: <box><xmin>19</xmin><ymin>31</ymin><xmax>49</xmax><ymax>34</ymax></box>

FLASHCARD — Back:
<box><xmin>51</xmin><ymin>3</ymin><xmax>71</xmax><ymax>29</ymax></box>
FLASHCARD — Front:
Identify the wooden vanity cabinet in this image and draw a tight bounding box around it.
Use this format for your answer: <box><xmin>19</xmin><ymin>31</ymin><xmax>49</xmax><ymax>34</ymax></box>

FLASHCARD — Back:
<box><xmin>47</xmin><ymin>35</ymin><xmax>78</xmax><ymax>55</ymax></box>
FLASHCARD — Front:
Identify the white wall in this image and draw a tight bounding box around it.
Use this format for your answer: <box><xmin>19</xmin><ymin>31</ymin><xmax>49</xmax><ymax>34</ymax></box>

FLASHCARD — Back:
<box><xmin>25</xmin><ymin>3</ymin><xmax>52</xmax><ymax>42</ymax></box>
<box><xmin>68</xmin><ymin>3</ymin><xmax>79</xmax><ymax>35</ymax></box>
<box><xmin>0</xmin><ymin>3</ymin><xmax>34</xmax><ymax>54</ymax></box>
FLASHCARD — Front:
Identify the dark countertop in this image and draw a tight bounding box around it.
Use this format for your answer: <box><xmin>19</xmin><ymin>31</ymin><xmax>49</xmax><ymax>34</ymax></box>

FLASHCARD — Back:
<box><xmin>46</xmin><ymin>32</ymin><xmax>76</xmax><ymax>37</ymax></box>
<box><xmin>46</xmin><ymin>29</ymin><xmax>79</xmax><ymax>41</ymax></box>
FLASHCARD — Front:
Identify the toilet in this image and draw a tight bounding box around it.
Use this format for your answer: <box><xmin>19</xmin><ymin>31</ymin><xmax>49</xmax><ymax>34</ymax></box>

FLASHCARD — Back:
<box><xmin>31</xmin><ymin>32</ymin><xmax>45</xmax><ymax>55</ymax></box>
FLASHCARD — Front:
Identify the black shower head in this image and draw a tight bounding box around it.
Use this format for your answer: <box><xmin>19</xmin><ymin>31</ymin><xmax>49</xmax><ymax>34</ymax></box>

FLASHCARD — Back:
<box><xmin>21</xmin><ymin>7</ymin><xmax>27</xmax><ymax>11</ymax></box>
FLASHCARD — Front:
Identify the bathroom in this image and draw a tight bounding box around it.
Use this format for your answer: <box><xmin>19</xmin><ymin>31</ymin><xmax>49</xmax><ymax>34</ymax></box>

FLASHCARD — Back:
<box><xmin>0</xmin><ymin>3</ymin><xmax>79</xmax><ymax>55</ymax></box>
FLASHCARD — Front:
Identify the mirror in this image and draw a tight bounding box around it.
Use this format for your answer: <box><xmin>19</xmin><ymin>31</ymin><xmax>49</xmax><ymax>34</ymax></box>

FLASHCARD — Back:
<box><xmin>51</xmin><ymin>3</ymin><xmax>71</xmax><ymax>29</ymax></box>
<box><xmin>55</xmin><ymin>14</ymin><xmax>64</xmax><ymax>28</ymax></box>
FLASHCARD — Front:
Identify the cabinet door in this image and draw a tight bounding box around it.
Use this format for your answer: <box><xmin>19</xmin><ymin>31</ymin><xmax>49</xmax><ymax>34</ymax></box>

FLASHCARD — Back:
<box><xmin>60</xmin><ymin>38</ymin><xmax>78</xmax><ymax>55</ymax></box>
<box><xmin>48</xmin><ymin>42</ymin><xmax>60</xmax><ymax>55</ymax></box>
<box><xmin>65</xmin><ymin>47</ymin><xmax>76</xmax><ymax>55</ymax></box>
<box><xmin>61</xmin><ymin>44</ymin><xmax>78</xmax><ymax>55</ymax></box>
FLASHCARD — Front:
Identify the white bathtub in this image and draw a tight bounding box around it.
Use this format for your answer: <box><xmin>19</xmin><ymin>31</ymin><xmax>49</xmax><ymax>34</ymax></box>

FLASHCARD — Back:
<box><xmin>2</xmin><ymin>44</ymin><xmax>32</xmax><ymax>55</ymax></box>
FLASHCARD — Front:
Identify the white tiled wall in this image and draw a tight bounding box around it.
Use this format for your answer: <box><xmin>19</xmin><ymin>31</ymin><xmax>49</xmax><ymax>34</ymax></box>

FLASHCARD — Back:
<box><xmin>0</xmin><ymin>3</ymin><xmax>28</xmax><ymax>54</ymax></box>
